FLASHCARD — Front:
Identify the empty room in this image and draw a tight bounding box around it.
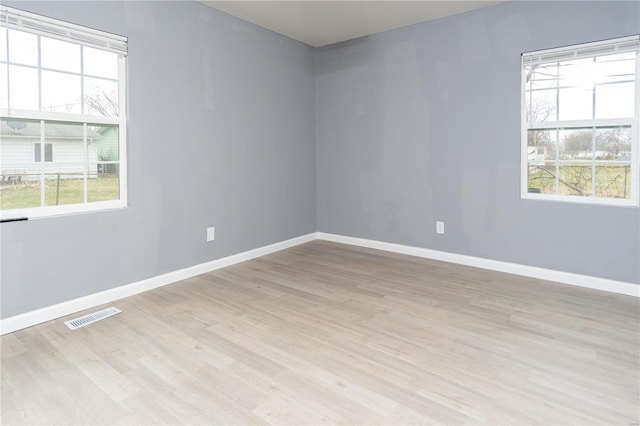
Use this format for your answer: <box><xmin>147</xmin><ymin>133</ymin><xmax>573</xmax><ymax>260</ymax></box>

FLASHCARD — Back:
<box><xmin>1</xmin><ymin>0</ymin><xmax>639</xmax><ymax>424</ymax></box>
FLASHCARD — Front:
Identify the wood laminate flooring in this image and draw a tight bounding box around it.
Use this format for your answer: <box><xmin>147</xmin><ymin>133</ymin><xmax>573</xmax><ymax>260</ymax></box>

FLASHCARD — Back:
<box><xmin>1</xmin><ymin>240</ymin><xmax>639</xmax><ymax>425</ymax></box>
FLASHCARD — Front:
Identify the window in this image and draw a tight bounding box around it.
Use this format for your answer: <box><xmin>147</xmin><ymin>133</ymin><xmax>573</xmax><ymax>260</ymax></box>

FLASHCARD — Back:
<box><xmin>522</xmin><ymin>36</ymin><xmax>639</xmax><ymax>206</ymax></box>
<box><xmin>0</xmin><ymin>6</ymin><xmax>127</xmax><ymax>219</ymax></box>
<box><xmin>34</xmin><ymin>143</ymin><xmax>53</xmax><ymax>163</ymax></box>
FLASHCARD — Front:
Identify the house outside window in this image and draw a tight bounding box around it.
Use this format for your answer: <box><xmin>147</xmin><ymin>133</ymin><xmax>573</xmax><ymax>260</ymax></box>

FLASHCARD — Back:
<box><xmin>0</xmin><ymin>6</ymin><xmax>127</xmax><ymax>218</ymax></box>
<box><xmin>522</xmin><ymin>36</ymin><xmax>639</xmax><ymax>206</ymax></box>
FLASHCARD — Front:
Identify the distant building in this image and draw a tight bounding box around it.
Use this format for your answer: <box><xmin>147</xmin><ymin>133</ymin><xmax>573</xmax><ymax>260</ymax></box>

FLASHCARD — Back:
<box><xmin>1</xmin><ymin>120</ymin><xmax>102</xmax><ymax>181</ymax></box>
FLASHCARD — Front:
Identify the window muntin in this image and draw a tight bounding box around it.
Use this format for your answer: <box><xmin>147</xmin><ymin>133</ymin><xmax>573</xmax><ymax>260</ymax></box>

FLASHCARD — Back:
<box><xmin>522</xmin><ymin>36</ymin><xmax>639</xmax><ymax>205</ymax></box>
<box><xmin>0</xmin><ymin>6</ymin><xmax>127</xmax><ymax>219</ymax></box>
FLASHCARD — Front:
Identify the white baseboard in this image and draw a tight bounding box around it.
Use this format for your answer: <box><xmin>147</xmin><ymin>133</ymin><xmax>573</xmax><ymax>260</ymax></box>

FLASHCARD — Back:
<box><xmin>3</xmin><ymin>230</ymin><xmax>637</xmax><ymax>335</ymax></box>
<box><xmin>0</xmin><ymin>232</ymin><xmax>317</xmax><ymax>335</ymax></box>
<box><xmin>316</xmin><ymin>232</ymin><xmax>640</xmax><ymax>297</ymax></box>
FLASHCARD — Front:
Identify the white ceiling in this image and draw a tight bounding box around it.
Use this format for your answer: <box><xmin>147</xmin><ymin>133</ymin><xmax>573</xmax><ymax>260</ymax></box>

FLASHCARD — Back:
<box><xmin>199</xmin><ymin>1</ymin><xmax>504</xmax><ymax>47</ymax></box>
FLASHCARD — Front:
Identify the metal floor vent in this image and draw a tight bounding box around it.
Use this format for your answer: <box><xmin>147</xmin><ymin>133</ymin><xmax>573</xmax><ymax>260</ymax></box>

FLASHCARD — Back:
<box><xmin>65</xmin><ymin>307</ymin><xmax>121</xmax><ymax>330</ymax></box>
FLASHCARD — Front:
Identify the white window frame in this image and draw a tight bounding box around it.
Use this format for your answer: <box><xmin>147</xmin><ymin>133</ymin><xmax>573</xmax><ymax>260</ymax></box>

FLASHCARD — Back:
<box><xmin>0</xmin><ymin>6</ymin><xmax>127</xmax><ymax>220</ymax></box>
<box><xmin>521</xmin><ymin>36</ymin><xmax>640</xmax><ymax>207</ymax></box>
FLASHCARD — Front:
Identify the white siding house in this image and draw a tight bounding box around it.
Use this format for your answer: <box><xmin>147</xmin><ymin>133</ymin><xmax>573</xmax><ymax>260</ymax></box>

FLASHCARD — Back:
<box><xmin>1</xmin><ymin>120</ymin><xmax>100</xmax><ymax>181</ymax></box>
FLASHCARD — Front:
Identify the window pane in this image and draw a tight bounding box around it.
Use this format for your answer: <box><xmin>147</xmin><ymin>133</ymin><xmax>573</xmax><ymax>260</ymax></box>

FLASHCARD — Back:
<box><xmin>43</xmin><ymin>121</ymin><xmax>85</xmax><ymax>165</ymax></box>
<box><xmin>41</xmin><ymin>71</ymin><xmax>81</xmax><ymax>113</ymax></box>
<box><xmin>528</xmin><ymin>63</ymin><xmax>557</xmax><ymax>90</ymax></box>
<box><xmin>558</xmin><ymin>87</ymin><xmax>593</xmax><ymax>121</ymax></box>
<box><xmin>596</xmin><ymin>162</ymin><xmax>631</xmax><ymax>199</ymax></box>
<box><xmin>0</xmin><ymin>64</ymin><xmax>7</xmax><ymax>108</ymax></box>
<box><xmin>41</xmin><ymin>37</ymin><xmax>80</xmax><ymax>73</ymax></box>
<box><xmin>84</xmin><ymin>77</ymin><xmax>119</xmax><ymax>117</ymax></box>
<box><xmin>44</xmin><ymin>167</ymin><xmax>83</xmax><ymax>207</ymax></box>
<box><xmin>595</xmin><ymin>127</ymin><xmax>632</xmax><ymax>161</ymax></box>
<box><xmin>9</xmin><ymin>65</ymin><xmax>38</xmax><ymax>110</ymax></box>
<box><xmin>83</xmin><ymin>47</ymin><xmax>118</xmax><ymax>79</ymax></box>
<box><xmin>557</xmin><ymin>127</ymin><xmax>594</xmax><ymax>198</ymax></box>
<box><xmin>528</xmin><ymin>89</ymin><xmax>557</xmax><ymax>122</ymax></box>
<box><xmin>1</xmin><ymin>118</ymin><xmax>42</xmax><ymax>210</ymax></box>
<box><xmin>0</xmin><ymin>28</ymin><xmax>6</xmax><ymax>62</ymax></box>
<box><xmin>527</xmin><ymin>129</ymin><xmax>556</xmax><ymax>194</ymax></box>
<box><xmin>89</xmin><ymin>163</ymin><xmax>119</xmax><ymax>202</ymax></box>
<box><xmin>33</xmin><ymin>143</ymin><xmax>53</xmax><ymax>162</ymax></box>
<box><xmin>45</xmin><ymin>143</ymin><xmax>53</xmax><ymax>162</ymax></box>
<box><xmin>592</xmin><ymin>128</ymin><xmax>630</xmax><ymax>201</ymax></box>
<box><xmin>8</xmin><ymin>29</ymin><xmax>37</xmax><ymax>66</ymax></box>
<box><xmin>558</xmin><ymin>164</ymin><xmax>592</xmax><ymax>196</ymax></box>
<box><xmin>91</xmin><ymin>124</ymin><xmax>119</xmax><ymax>202</ymax></box>
<box><xmin>43</xmin><ymin>121</ymin><xmax>85</xmax><ymax>206</ymax></box>
<box><xmin>94</xmin><ymin>124</ymin><xmax>119</xmax><ymax>161</ymax></box>
<box><xmin>528</xmin><ymin>163</ymin><xmax>556</xmax><ymax>194</ymax></box>
<box><xmin>559</xmin><ymin>58</ymin><xmax>594</xmax><ymax>86</ymax></box>
<box><xmin>0</xmin><ymin>166</ymin><xmax>42</xmax><ymax>209</ymax></box>
<box><xmin>595</xmin><ymin>82</ymin><xmax>635</xmax><ymax>119</ymax></box>
<box><xmin>527</xmin><ymin>129</ymin><xmax>556</xmax><ymax>162</ymax></box>
<box><xmin>595</xmin><ymin>52</ymin><xmax>636</xmax><ymax>84</ymax></box>
<box><xmin>595</xmin><ymin>162</ymin><xmax>631</xmax><ymax>199</ymax></box>
<box><xmin>559</xmin><ymin>128</ymin><xmax>592</xmax><ymax>160</ymax></box>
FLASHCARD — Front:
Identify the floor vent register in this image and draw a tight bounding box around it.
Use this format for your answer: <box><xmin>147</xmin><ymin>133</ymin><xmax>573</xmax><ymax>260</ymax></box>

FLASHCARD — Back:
<box><xmin>64</xmin><ymin>307</ymin><xmax>122</xmax><ymax>330</ymax></box>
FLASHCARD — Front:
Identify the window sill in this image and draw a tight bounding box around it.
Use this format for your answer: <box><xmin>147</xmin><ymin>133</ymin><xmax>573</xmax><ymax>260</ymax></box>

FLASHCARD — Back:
<box><xmin>521</xmin><ymin>193</ymin><xmax>638</xmax><ymax>207</ymax></box>
<box><xmin>0</xmin><ymin>200</ymin><xmax>128</xmax><ymax>221</ymax></box>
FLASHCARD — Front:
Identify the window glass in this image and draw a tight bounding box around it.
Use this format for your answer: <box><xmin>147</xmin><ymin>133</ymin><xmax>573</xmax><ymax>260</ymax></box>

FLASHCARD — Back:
<box><xmin>523</xmin><ymin>37</ymin><xmax>638</xmax><ymax>205</ymax></box>
<box><xmin>9</xmin><ymin>65</ymin><xmax>38</xmax><ymax>110</ymax></box>
<box><xmin>41</xmin><ymin>37</ymin><xmax>81</xmax><ymax>73</ymax></box>
<box><xmin>83</xmin><ymin>47</ymin><xmax>118</xmax><ymax>79</ymax></box>
<box><xmin>595</xmin><ymin>82</ymin><xmax>635</xmax><ymax>119</ymax></box>
<box><xmin>34</xmin><ymin>143</ymin><xmax>53</xmax><ymax>162</ymax></box>
<box><xmin>0</xmin><ymin>27</ymin><xmax>7</xmax><ymax>62</ymax></box>
<box><xmin>41</xmin><ymin>71</ymin><xmax>82</xmax><ymax>113</ymax></box>
<box><xmin>8</xmin><ymin>29</ymin><xmax>37</xmax><ymax>66</ymax></box>
<box><xmin>0</xmin><ymin>7</ymin><xmax>127</xmax><ymax>218</ymax></box>
<box><xmin>84</xmin><ymin>77</ymin><xmax>119</xmax><ymax>117</ymax></box>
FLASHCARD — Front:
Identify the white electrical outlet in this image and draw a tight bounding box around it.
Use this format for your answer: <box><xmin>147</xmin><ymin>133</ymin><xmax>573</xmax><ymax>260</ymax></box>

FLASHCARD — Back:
<box><xmin>206</xmin><ymin>227</ymin><xmax>215</xmax><ymax>242</ymax></box>
<box><xmin>436</xmin><ymin>221</ymin><xmax>445</xmax><ymax>235</ymax></box>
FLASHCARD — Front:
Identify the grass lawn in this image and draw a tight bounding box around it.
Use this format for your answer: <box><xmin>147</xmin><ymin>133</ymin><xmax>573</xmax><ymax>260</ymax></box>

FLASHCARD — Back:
<box><xmin>528</xmin><ymin>163</ymin><xmax>631</xmax><ymax>199</ymax></box>
<box><xmin>0</xmin><ymin>175</ymin><xmax>119</xmax><ymax>210</ymax></box>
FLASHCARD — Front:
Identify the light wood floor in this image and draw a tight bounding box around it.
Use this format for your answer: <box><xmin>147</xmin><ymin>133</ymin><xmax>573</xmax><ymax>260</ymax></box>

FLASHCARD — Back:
<box><xmin>1</xmin><ymin>241</ymin><xmax>638</xmax><ymax>425</ymax></box>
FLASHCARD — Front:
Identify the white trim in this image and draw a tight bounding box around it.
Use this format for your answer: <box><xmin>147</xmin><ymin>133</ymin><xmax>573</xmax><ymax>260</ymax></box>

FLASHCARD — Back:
<box><xmin>316</xmin><ymin>233</ymin><xmax>640</xmax><ymax>297</ymax></box>
<box><xmin>0</xmin><ymin>232</ymin><xmax>317</xmax><ymax>335</ymax></box>
<box><xmin>0</xmin><ymin>199</ymin><xmax>127</xmax><ymax>220</ymax></box>
<box><xmin>118</xmin><ymin>54</ymin><xmax>127</xmax><ymax>209</ymax></box>
<box><xmin>2</xmin><ymin>231</ymin><xmax>637</xmax><ymax>335</ymax></box>
<box><xmin>527</xmin><ymin>118</ymin><xmax>634</xmax><ymax>130</ymax></box>
<box><xmin>523</xmin><ymin>35</ymin><xmax>640</xmax><ymax>65</ymax></box>
<box><xmin>633</xmin><ymin>51</ymin><xmax>640</xmax><ymax>208</ymax></box>
<box><xmin>0</xmin><ymin>108</ymin><xmax>122</xmax><ymax>125</ymax></box>
<box><xmin>1</xmin><ymin>5</ymin><xmax>127</xmax><ymax>55</ymax></box>
<box><xmin>520</xmin><ymin>54</ymin><xmax>529</xmax><ymax>198</ymax></box>
<box><xmin>521</xmin><ymin>191</ymin><xmax>637</xmax><ymax>207</ymax></box>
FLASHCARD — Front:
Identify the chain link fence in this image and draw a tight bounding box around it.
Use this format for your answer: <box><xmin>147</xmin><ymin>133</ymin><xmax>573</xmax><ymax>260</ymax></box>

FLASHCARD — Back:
<box><xmin>528</xmin><ymin>164</ymin><xmax>631</xmax><ymax>199</ymax></box>
<box><xmin>0</xmin><ymin>165</ymin><xmax>119</xmax><ymax>210</ymax></box>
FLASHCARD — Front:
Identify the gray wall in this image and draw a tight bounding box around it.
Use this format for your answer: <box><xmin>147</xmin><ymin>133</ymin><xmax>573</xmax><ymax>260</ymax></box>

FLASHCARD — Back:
<box><xmin>2</xmin><ymin>1</ymin><xmax>638</xmax><ymax>320</ymax></box>
<box><xmin>0</xmin><ymin>1</ymin><xmax>317</xmax><ymax>318</ymax></box>
<box><xmin>316</xmin><ymin>1</ymin><xmax>640</xmax><ymax>284</ymax></box>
